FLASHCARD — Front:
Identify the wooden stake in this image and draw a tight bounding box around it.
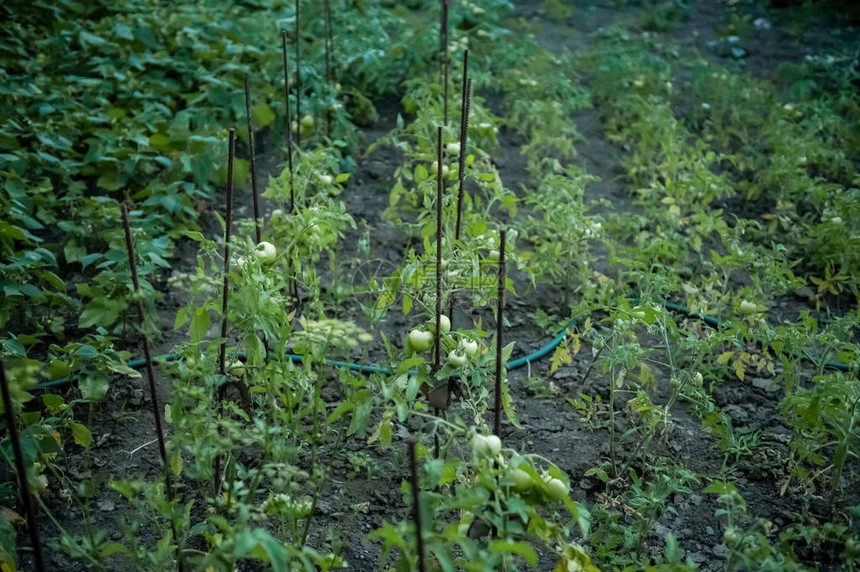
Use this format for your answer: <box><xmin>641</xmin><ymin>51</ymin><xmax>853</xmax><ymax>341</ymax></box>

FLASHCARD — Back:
<box><xmin>494</xmin><ymin>230</ymin><xmax>506</xmax><ymax>437</ymax></box>
<box><xmin>434</xmin><ymin>126</ymin><xmax>443</xmax><ymax>374</ymax></box>
<box><xmin>440</xmin><ymin>0</ymin><xmax>449</xmax><ymax>126</ymax></box>
<box><xmin>213</xmin><ymin>129</ymin><xmax>251</xmax><ymax>493</ymax></box>
<box><xmin>0</xmin><ymin>359</ymin><xmax>46</xmax><ymax>572</ymax></box>
<box><xmin>213</xmin><ymin>130</ymin><xmax>233</xmax><ymax>495</ymax></box>
<box><xmin>282</xmin><ymin>30</ymin><xmax>295</xmax><ymax>213</ymax></box>
<box><xmin>449</xmin><ymin>53</ymin><xmax>470</xmax><ymax>326</ymax></box>
<box><xmin>218</xmin><ymin>129</ymin><xmax>236</xmax><ymax>376</ymax></box>
<box><xmin>121</xmin><ymin>204</ymin><xmax>185</xmax><ymax>571</ymax></box>
<box><xmin>282</xmin><ymin>29</ymin><xmax>299</xmax><ymax>309</ymax></box>
<box><xmin>324</xmin><ymin>0</ymin><xmax>333</xmax><ymax>139</ymax></box>
<box><xmin>121</xmin><ymin>204</ymin><xmax>173</xmax><ymax>493</ymax></box>
<box><xmin>295</xmin><ymin>0</ymin><xmax>302</xmax><ymax>147</ymax></box>
<box><xmin>244</xmin><ymin>75</ymin><xmax>261</xmax><ymax>244</ymax></box>
<box><xmin>408</xmin><ymin>440</ymin><xmax>426</xmax><ymax>572</ymax></box>
<box><xmin>454</xmin><ymin>74</ymin><xmax>471</xmax><ymax>242</ymax></box>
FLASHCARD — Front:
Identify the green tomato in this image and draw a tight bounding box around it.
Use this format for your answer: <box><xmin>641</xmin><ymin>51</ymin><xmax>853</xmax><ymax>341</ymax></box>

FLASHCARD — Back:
<box><xmin>487</xmin><ymin>249</ymin><xmax>500</xmax><ymax>263</ymax></box>
<box><xmin>447</xmin><ymin>349</ymin><xmax>467</xmax><ymax>368</ymax></box>
<box><xmin>226</xmin><ymin>357</ymin><xmax>245</xmax><ymax>377</ymax></box>
<box><xmin>430</xmin><ymin>161</ymin><xmax>449</xmax><ymax>179</ymax></box>
<box><xmin>254</xmin><ymin>241</ymin><xmax>277</xmax><ymax>265</ymax></box>
<box><xmin>723</xmin><ymin>528</ymin><xmax>740</xmax><ymax>546</ymax></box>
<box><xmin>461</xmin><ymin>339</ymin><xmax>479</xmax><ymax>357</ymax></box>
<box><xmin>510</xmin><ymin>468</ymin><xmax>533</xmax><ymax>492</ymax></box>
<box><xmin>471</xmin><ymin>434</ymin><xmax>502</xmax><ymax>459</ymax></box>
<box><xmin>301</xmin><ymin>114</ymin><xmax>315</xmax><ymax>128</ymax></box>
<box><xmin>445</xmin><ymin>142</ymin><xmax>461</xmax><ymax>156</ymax></box>
<box><xmin>407</xmin><ymin>329</ymin><xmax>433</xmax><ymax>352</ymax></box>
<box><xmin>545</xmin><ymin>478</ymin><xmax>569</xmax><ymax>501</ymax></box>
<box><xmin>739</xmin><ymin>300</ymin><xmax>758</xmax><ymax>315</ymax></box>
<box><xmin>477</xmin><ymin>122</ymin><xmax>495</xmax><ymax>136</ymax></box>
<box><xmin>320</xmin><ymin>174</ymin><xmax>332</xmax><ymax>185</ymax></box>
<box><xmin>427</xmin><ymin>315</ymin><xmax>451</xmax><ymax>336</ymax></box>
<box><xmin>845</xmin><ymin>538</ymin><xmax>860</xmax><ymax>557</ymax></box>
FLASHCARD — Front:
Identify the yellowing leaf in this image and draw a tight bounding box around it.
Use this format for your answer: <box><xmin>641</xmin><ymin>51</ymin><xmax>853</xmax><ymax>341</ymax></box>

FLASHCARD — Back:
<box><xmin>170</xmin><ymin>448</ymin><xmax>183</xmax><ymax>476</ymax></box>
<box><xmin>717</xmin><ymin>352</ymin><xmax>734</xmax><ymax>364</ymax></box>
<box><xmin>1</xmin><ymin>507</ymin><xmax>24</xmax><ymax>527</ymax></box>
<box><xmin>639</xmin><ymin>363</ymin><xmax>655</xmax><ymax>385</ymax></box>
<box><xmin>70</xmin><ymin>422</ymin><xmax>92</xmax><ymax>447</ymax></box>
<box><xmin>550</xmin><ymin>341</ymin><xmax>572</xmax><ymax>374</ymax></box>
<box><xmin>99</xmin><ymin>542</ymin><xmax>127</xmax><ymax>557</ymax></box>
<box><xmin>376</xmin><ymin>290</ymin><xmax>395</xmax><ymax>311</ymax></box>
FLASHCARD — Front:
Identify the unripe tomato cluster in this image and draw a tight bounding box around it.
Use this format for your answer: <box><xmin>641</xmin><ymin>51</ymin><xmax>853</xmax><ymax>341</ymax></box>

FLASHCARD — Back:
<box><xmin>235</xmin><ymin>241</ymin><xmax>278</xmax><ymax>271</ymax></box>
<box><xmin>446</xmin><ymin>348</ymin><xmax>467</xmax><ymax>367</ymax></box>
<box><xmin>426</xmin><ymin>315</ymin><xmax>451</xmax><ymax>337</ymax></box>
<box><xmin>254</xmin><ymin>241</ymin><xmax>277</xmax><ymax>265</ymax></box>
<box><xmin>226</xmin><ymin>356</ymin><xmax>245</xmax><ymax>376</ymax></box>
<box><xmin>739</xmin><ymin>300</ymin><xmax>758</xmax><ymax>315</ymax></box>
<box><xmin>291</xmin><ymin>114</ymin><xmax>315</xmax><ymax>138</ymax></box>
<box><xmin>405</xmin><ymin>315</ymin><xmax>483</xmax><ymax>368</ymax></box>
<box><xmin>461</xmin><ymin>339</ymin><xmax>479</xmax><ymax>356</ymax></box>
<box><xmin>471</xmin><ymin>433</ymin><xmax>501</xmax><ymax>458</ymax></box>
<box><xmin>509</xmin><ymin>468</ymin><xmax>568</xmax><ymax>501</ymax></box>
<box><xmin>471</xmin><ymin>433</ymin><xmax>570</xmax><ymax>503</ymax></box>
<box><xmin>474</xmin><ymin>231</ymin><xmax>515</xmax><ymax>266</ymax></box>
<box><xmin>430</xmin><ymin>160</ymin><xmax>457</xmax><ymax>181</ymax></box>
<box><xmin>406</xmin><ymin>329</ymin><xmax>433</xmax><ymax>352</ymax></box>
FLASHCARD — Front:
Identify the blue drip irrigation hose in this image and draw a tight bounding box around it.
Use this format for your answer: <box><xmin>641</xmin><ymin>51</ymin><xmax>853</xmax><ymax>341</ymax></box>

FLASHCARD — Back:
<box><xmin>35</xmin><ymin>300</ymin><xmax>850</xmax><ymax>390</ymax></box>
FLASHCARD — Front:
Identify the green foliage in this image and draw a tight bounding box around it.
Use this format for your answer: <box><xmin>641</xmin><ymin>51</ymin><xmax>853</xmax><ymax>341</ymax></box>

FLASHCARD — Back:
<box><xmin>372</xmin><ymin>434</ymin><xmax>590</xmax><ymax>571</ymax></box>
<box><xmin>0</xmin><ymin>1</ymin><xmax>858</xmax><ymax>570</ymax></box>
